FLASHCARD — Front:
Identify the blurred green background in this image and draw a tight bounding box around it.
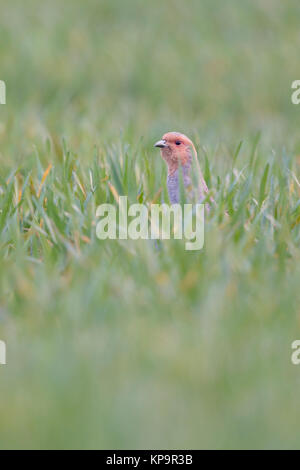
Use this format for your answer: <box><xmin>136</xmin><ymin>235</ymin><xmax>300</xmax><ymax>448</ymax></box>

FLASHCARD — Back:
<box><xmin>1</xmin><ymin>0</ymin><xmax>300</xmax><ymax>449</ymax></box>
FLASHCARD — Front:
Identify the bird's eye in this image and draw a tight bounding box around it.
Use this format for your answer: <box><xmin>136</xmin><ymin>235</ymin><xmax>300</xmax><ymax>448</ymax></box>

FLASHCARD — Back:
<box><xmin>175</xmin><ymin>141</ymin><xmax>181</xmax><ymax>146</ymax></box>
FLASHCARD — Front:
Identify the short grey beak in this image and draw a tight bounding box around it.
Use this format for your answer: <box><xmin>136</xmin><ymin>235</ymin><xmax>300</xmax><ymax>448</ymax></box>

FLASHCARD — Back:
<box><xmin>154</xmin><ymin>139</ymin><xmax>167</xmax><ymax>148</ymax></box>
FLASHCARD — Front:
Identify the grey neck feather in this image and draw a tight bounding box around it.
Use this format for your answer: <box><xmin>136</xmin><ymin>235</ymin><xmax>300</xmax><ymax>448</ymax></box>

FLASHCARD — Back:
<box><xmin>167</xmin><ymin>163</ymin><xmax>193</xmax><ymax>204</ymax></box>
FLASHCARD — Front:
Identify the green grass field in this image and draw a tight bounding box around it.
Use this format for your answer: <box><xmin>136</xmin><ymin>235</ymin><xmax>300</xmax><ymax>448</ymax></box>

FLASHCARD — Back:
<box><xmin>1</xmin><ymin>0</ymin><xmax>300</xmax><ymax>449</ymax></box>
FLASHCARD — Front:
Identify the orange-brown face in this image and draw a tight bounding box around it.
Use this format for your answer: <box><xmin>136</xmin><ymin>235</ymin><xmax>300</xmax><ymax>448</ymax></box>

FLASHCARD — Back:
<box><xmin>154</xmin><ymin>132</ymin><xmax>194</xmax><ymax>174</ymax></box>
